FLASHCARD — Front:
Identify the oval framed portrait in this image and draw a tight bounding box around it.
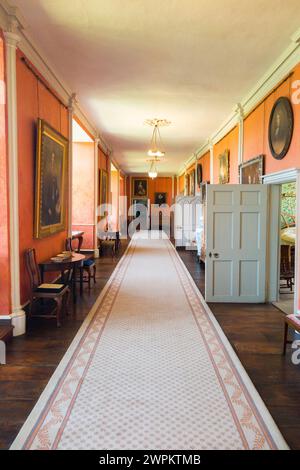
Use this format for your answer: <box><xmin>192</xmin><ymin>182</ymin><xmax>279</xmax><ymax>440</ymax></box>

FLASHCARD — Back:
<box><xmin>196</xmin><ymin>162</ymin><xmax>202</xmax><ymax>187</ymax></box>
<box><xmin>268</xmin><ymin>97</ymin><xmax>294</xmax><ymax>160</ymax></box>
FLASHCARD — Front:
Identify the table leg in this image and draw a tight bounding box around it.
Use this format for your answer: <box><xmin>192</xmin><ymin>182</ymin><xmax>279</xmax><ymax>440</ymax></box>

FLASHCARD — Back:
<box><xmin>80</xmin><ymin>266</ymin><xmax>83</xmax><ymax>296</ymax></box>
<box><xmin>78</xmin><ymin>235</ymin><xmax>83</xmax><ymax>253</ymax></box>
<box><xmin>73</xmin><ymin>265</ymin><xmax>77</xmax><ymax>303</ymax></box>
<box><xmin>40</xmin><ymin>266</ymin><xmax>45</xmax><ymax>283</ymax></box>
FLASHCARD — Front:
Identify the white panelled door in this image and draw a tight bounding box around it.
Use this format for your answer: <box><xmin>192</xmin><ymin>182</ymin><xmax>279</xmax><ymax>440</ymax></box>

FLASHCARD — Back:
<box><xmin>205</xmin><ymin>185</ymin><xmax>268</xmax><ymax>303</ymax></box>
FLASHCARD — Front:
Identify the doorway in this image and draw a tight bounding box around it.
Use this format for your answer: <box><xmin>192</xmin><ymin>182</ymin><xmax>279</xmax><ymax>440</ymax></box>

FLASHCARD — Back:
<box><xmin>272</xmin><ymin>182</ymin><xmax>296</xmax><ymax>315</ymax></box>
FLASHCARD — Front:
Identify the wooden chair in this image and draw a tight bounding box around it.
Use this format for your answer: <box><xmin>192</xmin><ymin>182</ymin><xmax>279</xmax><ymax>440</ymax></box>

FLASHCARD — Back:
<box><xmin>283</xmin><ymin>314</ymin><xmax>300</xmax><ymax>355</ymax></box>
<box><xmin>99</xmin><ymin>239</ymin><xmax>116</xmax><ymax>258</ymax></box>
<box><xmin>280</xmin><ymin>245</ymin><xmax>294</xmax><ymax>291</ymax></box>
<box><xmin>65</xmin><ymin>238</ymin><xmax>96</xmax><ymax>289</ymax></box>
<box><xmin>25</xmin><ymin>248</ymin><xmax>70</xmax><ymax>327</ymax></box>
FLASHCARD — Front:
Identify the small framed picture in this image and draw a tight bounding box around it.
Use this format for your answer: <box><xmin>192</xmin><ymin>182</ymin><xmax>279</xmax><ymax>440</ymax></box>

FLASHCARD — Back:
<box><xmin>268</xmin><ymin>97</ymin><xmax>294</xmax><ymax>160</ymax></box>
<box><xmin>190</xmin><ymin>169</ymin><xmax>195</xmax><ymax>196</ymax></box>
<box><xmin>132</xmin><ymin>178</ymin><xmax>148</xmax><ymax>197</ymax></box>
<box><xmin>239</xmin><ymin>155</ymin><xmax>264</xmax><ymax>184</ymax></box>
<box><xmin>154</xmin><ymin>192</ymin><xmax>167</xmax><ymax>205</ymax></box>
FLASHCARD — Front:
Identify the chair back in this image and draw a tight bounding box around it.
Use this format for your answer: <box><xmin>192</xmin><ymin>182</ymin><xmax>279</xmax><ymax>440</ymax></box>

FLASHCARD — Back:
<box><xmin>280</xmin><ymin>245</ymin><xmax>292</xmax><ymax>274</ymax></box>
<box><xmin>25</xmin><ymin>248</ymin><xmax>41</xmax><ymax>291</ymax></box>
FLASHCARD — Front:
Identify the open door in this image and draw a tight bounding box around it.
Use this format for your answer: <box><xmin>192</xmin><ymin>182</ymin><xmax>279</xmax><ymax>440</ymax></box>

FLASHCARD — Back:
<box><xmin>205</xmin><ymin>184</ymin><xmax>268</xmax><ymax>303</ymax></box>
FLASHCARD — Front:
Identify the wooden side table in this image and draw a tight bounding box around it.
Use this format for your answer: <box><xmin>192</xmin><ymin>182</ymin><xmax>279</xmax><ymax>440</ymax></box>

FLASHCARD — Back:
<box><xmin>39</xmin><ymin>253</ymin><xmax>86</xmax><ymax>303</ymax></box>
<box><xmin>71</xmin><ymin>230</ymin><xmax>84</xmax><ymax>252</ymax></box>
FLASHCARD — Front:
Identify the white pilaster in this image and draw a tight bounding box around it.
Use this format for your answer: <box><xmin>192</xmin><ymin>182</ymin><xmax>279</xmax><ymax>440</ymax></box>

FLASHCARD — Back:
<box><xmin>67</xmin><ymin>93</ymin><xmax>76</xmax><ymax>238</ymax></box>
<box><xmin>4</xmin><ymin>29</ymin><xmax>25</xmax><ymax>336</ymax></box>
<box><xmin>235</xmin><ymin>103</ymin><xmax>244</xmax><ymax>166</ymax></box>
<box><xmin>209</xmin><ymin>140</ymin><xmax>214</xmax><ymax>184</ymax></box>
<box><xmin>94</xmin><ymin>137</ymin><xmax>100</xmax><ymax>257</ymax></box>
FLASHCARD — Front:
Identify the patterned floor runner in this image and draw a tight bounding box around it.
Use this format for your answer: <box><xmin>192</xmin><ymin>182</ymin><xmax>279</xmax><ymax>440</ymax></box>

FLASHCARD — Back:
<box><xmin>11</xmin><ymin>232</ymin><xmax>288</xmax><ymax>450</ymax></box>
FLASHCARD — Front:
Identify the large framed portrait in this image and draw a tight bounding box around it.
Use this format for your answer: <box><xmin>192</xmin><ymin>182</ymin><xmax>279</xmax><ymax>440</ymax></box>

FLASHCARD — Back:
<box><xmin>132</xmin><ymin>178</ymin><xmax>148</xmax><ymax>197</ymax></box>
<box><xmin>268</xmin><ymin>97</ymin><xmax>294</xmax><ymax>160</ymax></box>
<box><xmin>155</xmin><ymin>192</ymin><xmax>167</xmax><ymax>205</ymax></box>
<box><xmin>196</xmin><ymin>162</ymin><xmax>203</xmax><ymax>188</ymax></box>
<box><xmin>98</xmin><ymin>169</ymin><xmax>108</xmax><ymax>219</ymax></box>
<box><xmin>239</xmin><ymin>155</ymin><xmax>264</xmax><ymax>184</ymax></box>
<box><xmin>99</xmin><ymin>169</ymin><xmax>108</xmax><ymax>206</ymax></box>
<box><xmin>219</xmin><ymin>149</ymin><xmax>229</xmax><ymax>184</ymax></box>
<box><xmin>34</xmin><ymin>119</ymin><xmax>68</xmax><ymax>239</ymax></box>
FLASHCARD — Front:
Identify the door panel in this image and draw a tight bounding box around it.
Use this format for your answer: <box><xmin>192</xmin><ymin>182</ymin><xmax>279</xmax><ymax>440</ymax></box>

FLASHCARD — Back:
<box><xmin>205</xmin><ymin>184</ymin><xmax>267</xmax><ymax>303</ymax></box>
<box><xmin>213</xmin><ymin>261</ymin><xmax>233</xmax><ymax>297</ymax></box>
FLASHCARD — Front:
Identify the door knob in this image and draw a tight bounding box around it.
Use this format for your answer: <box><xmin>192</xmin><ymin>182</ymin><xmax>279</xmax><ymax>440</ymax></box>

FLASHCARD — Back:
<box><xmin>208</xmin><ymin>252</ymin><xmax>212</xmax><ymax>258</ymax></box>
<box><xmin>214</xmin><ymin>253</ymin><xmax>219</xmax><ymax>258</ymax></box>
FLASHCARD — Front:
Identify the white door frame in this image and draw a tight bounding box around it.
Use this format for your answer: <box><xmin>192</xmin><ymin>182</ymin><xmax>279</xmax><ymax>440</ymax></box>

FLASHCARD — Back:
<box><xmin>262</xmin><ymin>168</ymin><xmax>300</xmax><ymax>314</ymax></box>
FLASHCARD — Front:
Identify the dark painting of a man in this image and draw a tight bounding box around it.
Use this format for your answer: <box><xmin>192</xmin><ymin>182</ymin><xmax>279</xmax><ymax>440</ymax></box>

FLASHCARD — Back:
<box><xmin>133</xmin><ymin>178</ymin><xmax>148</xmax><ymax>197</ymax></box>
<box><xmin>34</xmin><ymin>119</ymin><xmax>68</xmax><ymax>239</ymax></box>
<box><xmin>269</xmin><ymin>97</ymin><xmax>293</xmax><ymax>160</ymax></box>
<box><xmin>41</xmin><ymin>148</ymin><xmax>62</xmax><ymax>226</ymax></box>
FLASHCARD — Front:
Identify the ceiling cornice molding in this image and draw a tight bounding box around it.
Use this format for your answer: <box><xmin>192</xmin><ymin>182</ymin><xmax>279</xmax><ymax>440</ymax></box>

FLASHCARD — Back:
<box><xmin>0</xmin><ymin>0</ymin><xmax>118</xmax><ymax>168</ymax></box>
<box><xmin>178</xmin><ymin>153</ymin><xmax>196</xmax><ymax>177</ymax></box>
<box><xmin>177</xmin><ymin>29</ymin><xmax>300</xmax><ymax>175</ymax></box>
<box><xmin>195</xmin><ymin>141</ymin><xmax>211</xmax><ymax>160</ymax></box>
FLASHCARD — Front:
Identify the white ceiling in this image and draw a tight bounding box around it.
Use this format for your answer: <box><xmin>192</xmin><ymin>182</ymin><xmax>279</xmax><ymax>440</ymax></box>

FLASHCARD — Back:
<box><xmin>12</xmin><ymin>0</ymin><xmax>300</xmax><ymax>174</ymax></box>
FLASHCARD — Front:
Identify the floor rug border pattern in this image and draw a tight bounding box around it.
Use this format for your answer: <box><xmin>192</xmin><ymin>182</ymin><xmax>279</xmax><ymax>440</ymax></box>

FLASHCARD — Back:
<box><xmin>10</xmin><ymin>239</ymin><xmax>137</xmax><ymax>450</ymax></box>
<box><xmin>166</xmin><ymin>238</ymin><xmax>289</xmax><ymax>450</ymax></box>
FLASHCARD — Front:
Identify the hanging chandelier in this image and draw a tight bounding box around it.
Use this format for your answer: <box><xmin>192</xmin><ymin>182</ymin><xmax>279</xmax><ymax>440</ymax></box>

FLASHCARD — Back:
<box><xmin>145</xmin><ymin>119</ymin><xmax>171</xmax><ymax>179</ymax></box>
<box><xmin>148</xmin><ymin>158</ymin><xmax>158</xmax><ymax>179</ymax></box>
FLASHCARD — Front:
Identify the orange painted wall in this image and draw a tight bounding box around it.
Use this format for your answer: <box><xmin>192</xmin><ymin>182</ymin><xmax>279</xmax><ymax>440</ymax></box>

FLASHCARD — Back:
<box><xmin>213</xmin><ymin>126</ymin><xmax>239</xmax><ymax>183</ymax></box>
<box><xmin>16</xmin><ymin>50</ymin><xmax>69</xmax><ymax>304</ymax></box>
<box><xmin>0</xmin><ymin>36</ymin><xmax>11</xmax><ymax>315</ymax></box>
<box><xmin>243</xmin><ymin>67</ymin><xmax>300</xmax><ymax>175</ymax></box>
<box><xmin>72</xmin><ymin>142</ymin><xmax>95</xmax><ymax>249</ymax></box>
<box><xmin>148</xmin><ymin>177</ymin><xmax>173</xmax><ymax>205</ymax></box>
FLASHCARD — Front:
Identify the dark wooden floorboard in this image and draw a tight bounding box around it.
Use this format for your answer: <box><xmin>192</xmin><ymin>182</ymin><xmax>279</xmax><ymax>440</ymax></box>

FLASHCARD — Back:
<box><xmin>0</xmin><ymin>242</ymin><xmax>129</xmax><ymax>450</ymax></box>
<box><xmin>1</xmin><ymin>241</ymin><xmax>299</xmax><ymax>450</ymax></box>
<box><xmin>178</xmin><ymin>248</ymin><xmax>300</xmax><ymax>450</ymax></box>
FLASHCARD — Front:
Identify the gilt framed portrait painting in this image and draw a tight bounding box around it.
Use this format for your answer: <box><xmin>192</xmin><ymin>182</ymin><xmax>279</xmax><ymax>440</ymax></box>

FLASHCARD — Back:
<box><xmin>34</xmin><ymin>119</ymin><xmax>68</xmax><ymax>239</ymax></box>
<box><xmin>98</xmin><ymin>169</ymin><xmax>108</xmax><ymax>219</ymax></box>
<box><xmin>218</xmin><ymin>149</ymin><xmax>229</xmax><ymax>184</ymax></box>
<box><xmin>99</xmin><ymin>169</ymin><xmax>108</xmax><ymax>206</ymax></box>
<box><xmin>268</xmin><ymin>97</ymin><xmax>294</xmax><ymax>160</ymax></box>
<box><xmin>132</xmin><ymin>178</ymin><xmax>148</xmax><ymax>198</ymax></box>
